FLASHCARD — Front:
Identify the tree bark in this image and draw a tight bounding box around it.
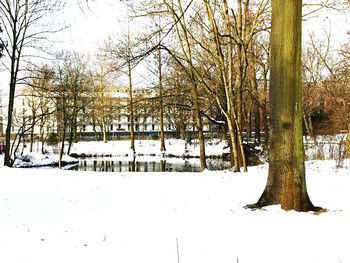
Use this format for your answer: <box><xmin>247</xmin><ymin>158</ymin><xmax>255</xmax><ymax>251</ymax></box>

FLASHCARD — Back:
<box><xmin>158</xmin><ymin>33</ymin><xmax>166</xmax><ymax>152</ymax></box>
<box><xmin>173</xmin><ymin>0</ymin><xmax>206</xmax><ymax>170</ymax></box>
<box><xmin>58</xmin><ymin>121</ymin><xmax>67</xmax><ymax>169</ymax></box>
<box><xmin>128</xmin><ymin>50</ymin><xmax>135</xmax><ymax>154</ymax></box>
<box><xmin>262</xmin><ymin>69</ymin><xmax>269</xmax><ymax>145</ymax></box>
<box><xmin>4</xmin><ymin>52</ymin><xmax>17</xmax><ymax>167</ymax></box>
<box><xmin>30</xmin><ymin>109</ymin><xmax>36</xmax><ymax>153</ymax></box>
<box><xmin>345</xmin><ymin>125</ymin><xmax>350</xmax><ymax>158</ymax></box>
<box><xmin>67</xmin><ymin>120</ymin><xmax>74</xmax><ymax>155</ymax></box>
<box><xmin>102</xmin><ymin>116</ymin><xmax>108</xmax><ymax>144</ymax></box>
<box><xmin>253</xmin><ymin>0</ymin><xmax>319</xmax><ymax>212</ymax></box>
<box><xmin>39</xmin><ymin>119</ymin><xmax>45</xmax><ymax>154</ymax></box>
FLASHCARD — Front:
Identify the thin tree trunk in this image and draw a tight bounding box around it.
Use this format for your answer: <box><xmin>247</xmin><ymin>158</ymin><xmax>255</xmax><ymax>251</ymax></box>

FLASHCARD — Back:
<box><xmin>248</xmin><ymin>40</ymin><xmax>261</xmax><ymax>144</ymax></box>
<box><xmin>59</xmin><ymin>123</ymin><xmax>67</xmax><ymax>169</ymax></box>
<box><xmin>262</xmin><ymin>70</ymin><xmax>269</xmax><ymax>145</ymax></box>
<box><xmin>206</xmin><ymin>0</ymin><xmax>238</xmax><ymax>170</ymax></box>
<box><xmin>73</xmin><ymin>113</ymin><xmax>78</xmax><ymax>143</ymax></box>
<box><xmin>345</xmin><ymin>125</ymin><xmax>350</xmax><ymax>158</ymax></box>
<box><xmin>30</xmin><ymin>115</ymin><xmax>35</xmax><ymax>153</ymax></box>
<box><xmin>236</xmin><ymin>0</ymin><xmax>243</xmax><ymax>129</ymax></box>
<box><xmin>128</xmin><ymin>50</ymin><xmax>135</xmax><ymax>154</ymax></box>
<box><xmin>303</xmin><ymin>114</ymin><xmax>311</xmax><ymax>138</ymax></box>
<box><xmin>227</xmin><ymin>120</ymin><xmax>240</xmax><ymax>171</ymax></box>
<box><xmin>192</xmin><ymin>88</ymin><xmax>207</xmax><ymax>170</ymax></box>
<box><xmin>67</xmin><ymin>120</ymin><xmax>74</xmax><ymax>155</ymax></box>
<box><xmin>40</xmin><ymin>121</ymin><xmax>45</xmax><ymax>154</ymax></box>
<box><xmin>102</xmin><ymin>117</ymin><xmax>108</xmax><ymax>144</ymax></box>
<box><xmin>308</xmin><ymin>114</ymin><xmax>314</xmax><ymax>139</ymax></box>
<box><xmin>4</xmin><ymin>82</ymin><xmax>16</xmax><ymax>167</ymax></box>
<box><xmin>174</xmin><ymin>0</ymin><xmax>206</xmax><ymax>170</ymax></box>
<box><xmin>92</xmin><ymin>121</ymin><xmax>98</xmax><ymax>141</ymax></box>
<box><xmin>158</xmin><ymin>32</ymin><xmax>166</xmax><ymax>152</ymax></box>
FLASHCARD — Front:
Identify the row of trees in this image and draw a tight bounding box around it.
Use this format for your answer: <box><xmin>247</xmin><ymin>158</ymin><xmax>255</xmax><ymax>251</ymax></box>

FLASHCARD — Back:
<box><xmin>117</xmin><ymin>0</ymin><xmax>350</xmax><ymax>171</ymax></box>
<box><xmin>8</xmin><ymin>51</ymin><xmax>122</xmax><ymax>167</ymax></box>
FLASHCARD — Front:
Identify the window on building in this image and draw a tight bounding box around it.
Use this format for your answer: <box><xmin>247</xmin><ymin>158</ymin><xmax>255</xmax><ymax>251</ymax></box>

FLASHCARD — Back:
<box><xmin>152</xmin><ymin>124</ymin><xmax>155</xmax><ymax>130</ymax></box>
<box><xmin>82</xmin><ymin>124</ymin><xmax>86</xmax><ymax>132</ymax></box>
<box><xmin>110</xmin><ymin>124</ymin><xmax>113</xmax><ymax>131</ymax></box>
<box><xmin>144</xmin><ymin>124</ymin><xmax>147</xmax><ymax>131</ymax></box>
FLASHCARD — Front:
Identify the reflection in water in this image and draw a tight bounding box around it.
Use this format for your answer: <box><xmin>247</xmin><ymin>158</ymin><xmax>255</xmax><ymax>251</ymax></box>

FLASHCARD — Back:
<box><xmin>67</xmin><ymin>158</ymin><xmax>214</xmax><ymax>172</ymax></box>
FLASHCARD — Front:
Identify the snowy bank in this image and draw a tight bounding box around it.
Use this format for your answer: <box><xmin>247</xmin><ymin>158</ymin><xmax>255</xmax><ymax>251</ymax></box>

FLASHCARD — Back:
<box><xmin>12</xmin><ymin>153</ymin><xmax>78</xmax><ymax>168</ymax></box>
<box><xmin>70</xmin><ymin>139</ymin><xmax>229</xmax><ymax>158</ymax></box>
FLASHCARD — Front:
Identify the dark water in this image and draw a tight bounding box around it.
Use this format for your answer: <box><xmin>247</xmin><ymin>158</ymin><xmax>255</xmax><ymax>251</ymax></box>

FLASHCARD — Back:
<box><xmin>67</xmin><ymin>158</ymin><xmax>230</xmax><ymax>172</ymax></box>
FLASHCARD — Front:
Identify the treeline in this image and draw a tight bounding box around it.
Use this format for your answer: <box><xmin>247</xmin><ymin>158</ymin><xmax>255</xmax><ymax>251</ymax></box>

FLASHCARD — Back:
<box><xmin>1</xmin><ymin>0</ymin><xmax>349</xmax><ymax>171</ymax></box>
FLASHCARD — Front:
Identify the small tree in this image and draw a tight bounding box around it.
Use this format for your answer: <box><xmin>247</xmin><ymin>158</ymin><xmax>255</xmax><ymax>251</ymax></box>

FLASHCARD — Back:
<box><xmin>51</xmin><ymin>51</ymin><xmax>92</xmax><ymax>167</ymax></box>
<box><xmin>102</xmin><ymin>25</ymin><xmax>141</xmax><ymax>154</ymax></box>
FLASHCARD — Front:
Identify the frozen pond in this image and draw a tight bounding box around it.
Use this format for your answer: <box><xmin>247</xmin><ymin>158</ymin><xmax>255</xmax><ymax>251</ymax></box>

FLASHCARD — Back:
<box><xmin>67</xmin><ymin>157</ymin><xmax>230</xmax><ymax>172</ymax></box>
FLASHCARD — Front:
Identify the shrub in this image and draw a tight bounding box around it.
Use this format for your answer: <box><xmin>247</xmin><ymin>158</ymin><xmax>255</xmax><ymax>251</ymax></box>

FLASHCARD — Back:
<box><xmin>46</xmin><ymin>133</ymin><xmax>59</xmax><ymax>146</ymax></box>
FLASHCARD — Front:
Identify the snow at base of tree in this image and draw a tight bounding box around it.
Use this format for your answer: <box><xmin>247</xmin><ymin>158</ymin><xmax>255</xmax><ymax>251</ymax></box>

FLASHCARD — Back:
<box><xmin>0</xmin><ymin>150</ymin><xmax>349</xmax><ymax>263</ymax></box>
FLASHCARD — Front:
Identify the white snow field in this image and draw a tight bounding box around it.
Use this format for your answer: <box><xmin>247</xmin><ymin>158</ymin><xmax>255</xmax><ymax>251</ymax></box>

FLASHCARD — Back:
<box><xmin>0</xmin><ymin>140</ymin><xmax>350</xmax><ymax>263</ymax></box>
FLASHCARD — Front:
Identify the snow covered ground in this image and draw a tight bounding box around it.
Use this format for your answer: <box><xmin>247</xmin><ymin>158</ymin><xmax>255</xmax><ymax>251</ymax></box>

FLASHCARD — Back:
<box><xmin>0</xmin><ymin>138</ymin><xmax>350</xmax><ymax>263</ymax></box>
<box><xmin>1</xmin><ymin>149</ymin><xmax>350</xmax><ymax>262</ymax></box>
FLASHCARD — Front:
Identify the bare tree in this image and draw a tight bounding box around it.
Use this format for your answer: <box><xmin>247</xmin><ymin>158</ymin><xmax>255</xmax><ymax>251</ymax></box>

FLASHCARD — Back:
<box><xmin>0</xmin><ymin>0</ymin><xmax>63</xmax><ymax>166</ymax></box>
<box><xmin>157</xmin><ymin>23</ymin><xmax>167</xmax><ymax>152</ymax></box>
<box><xmin>102</xmin><ymin>23</ymin><xmax>144</xmax><ymax>155</ymax></box>
<box><xmin>52</xmin><ymin>51</ymin><xmax>92</xmax><ymax>167</ymax></box>
<box><xmin>91</xmin><ymin>64</ymin><xmax>116</xmax><ymax>144</ymax></box>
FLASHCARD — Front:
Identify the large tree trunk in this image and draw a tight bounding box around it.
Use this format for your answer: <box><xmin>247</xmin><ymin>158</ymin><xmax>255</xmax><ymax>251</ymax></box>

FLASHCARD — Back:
<box><xmin>253</xmin><ymin>0</ymin><xmax>318</xmax><ymax>212</ymax></box>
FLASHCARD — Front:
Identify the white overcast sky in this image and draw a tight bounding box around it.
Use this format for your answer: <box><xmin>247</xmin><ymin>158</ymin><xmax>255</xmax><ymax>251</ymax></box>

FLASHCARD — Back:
<box><xmin>0</xmin><ymin>1</ymin><xmax>349</xmax><ymax>93</ymax></box>
<box><xmin>59</xmin><ymin>1</ymin><xmax>349</xmax><ymax>52</ymax></box>
<box><xmin>52</xmin><ymin>0</ymin><xmax>128</xmax><ymax>53</ymax></box>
